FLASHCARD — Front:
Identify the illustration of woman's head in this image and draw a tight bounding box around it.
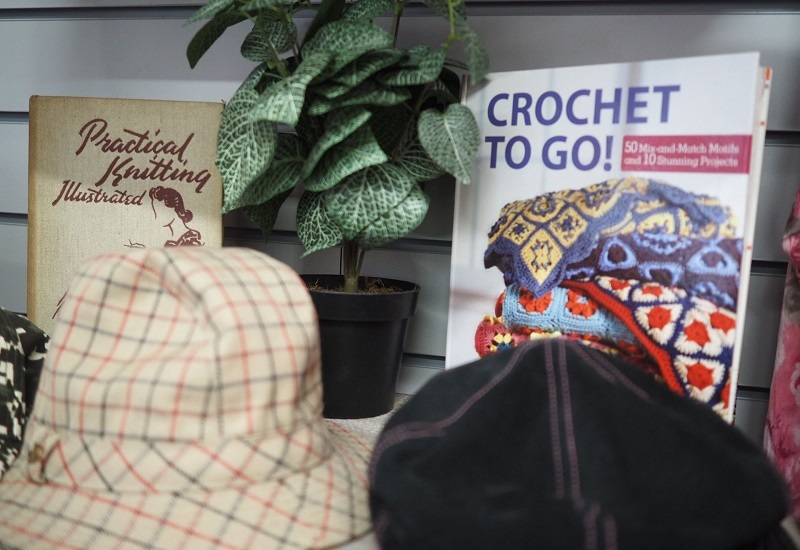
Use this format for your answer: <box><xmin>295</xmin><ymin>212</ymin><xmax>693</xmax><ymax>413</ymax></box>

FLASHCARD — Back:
<box><xmin>149</xmin><ymin>185</ymin><xmax>193</xmax><ymax>225</ymax></box>
<box><xmin>148</xmin><ymin>186</ymin><xmax>203</xmax><ymax>247</ymax></box>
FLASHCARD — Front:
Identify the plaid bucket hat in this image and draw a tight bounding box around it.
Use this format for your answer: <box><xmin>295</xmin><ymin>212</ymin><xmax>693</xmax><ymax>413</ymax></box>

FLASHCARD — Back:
<box><xmin>370</xmin><ymin>338</ymin><xmax>794</xmax><ymax>549</ymax></box>
<box><xmin>0</xmin><ymin>247</ymin><xmax>372</xmax><ymax>549</ymax></box>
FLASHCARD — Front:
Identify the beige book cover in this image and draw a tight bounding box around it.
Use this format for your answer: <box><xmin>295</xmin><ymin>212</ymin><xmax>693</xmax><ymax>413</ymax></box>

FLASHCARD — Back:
<box><xmin>27</xmin><ymin>96</ymin><xmax>224</xmax><ymax>335</ymax></box>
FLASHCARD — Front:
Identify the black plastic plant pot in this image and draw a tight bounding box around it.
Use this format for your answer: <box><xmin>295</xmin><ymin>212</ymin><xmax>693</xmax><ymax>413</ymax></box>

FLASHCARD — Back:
<box><xmin>301</xmin><ymin>274</ymin><xmax>420</xmax><ymax>419</ymax></box>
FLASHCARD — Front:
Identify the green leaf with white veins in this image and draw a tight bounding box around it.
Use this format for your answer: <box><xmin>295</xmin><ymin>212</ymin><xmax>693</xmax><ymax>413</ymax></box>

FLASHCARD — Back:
<box><xmin>243</xmin><ymin>188</ymin><xmax>293</xmax><ymax>240</ymax></box>
<box><xmin>356</xmin><ymin>185</ymin><xmax>430</xmax><ymax>249</ymax></box>
<box><xmin>302</xmin><ymin>20</ymin><xmax>394</xmax><ymax>75</ymax></box>
<box><xmin>307</xmin><ymin>82</ymin><xmax>411</xmax><ymax>116</ymax></box>
<box><xmin>297</xmin><ymin>191</ymin><xmax>344</xmax><ymax>255</ymax></box>
<box><xmin>396</xmin><ymin>137</ymin><xmax>445</xmax><ymax>183</ymax></box>
<box><xmin>301</xmin><ymin>107</ymin><xmax>372</xmax><ymax>178</ymax></box>
<box><xmin>318</xmin><ymin>48</ymin><xmax>403</xmax><ymax>98</ymax></box>
<box><xmin>418</xmin><ymin>104</ymin><xmax>479</xmax><ymax>183</ymax></box>
<box><xmin>187</xmin><ymin>11</ymin><xmax>246</xmax><ymax>68</ymax></box>
<box><xmin>238</xmin><ymin>133</ymin><xmax>305</xmax><ymax>207</ymax></box>
<box><xmin>239</xmin><ymin>0</ymin><xmax>291</xmax><ymax>12</ymax></box>
<box><xmin>186</xmin><ymin>0</ymin><xmax>233</xmax><ymax>24</ymax></box>
<box><xmin>217</xmin><ymin>88</ymin><xmax>278</xmax><ymax>213</ymax></box>
<box><xmin>324</xmin><ymin>163</ymin><xmax>416</xmax><ymax>239</ymax></box>
<box><xmin>342</xmin><ymin>0</ymin><xmax>393</xmax><ymax>21</ymax></box>
<box><xmin>460</xmin><ymin>26</ymin><xmax>490</xmax><ymax>85</ymax></box>
<box><xmin>241</xmin><ymin>20</ymin><xmax>297</xmax><ymax>62</ymax></box>
<box><xmin>378</xmin><ymin>46</ymin><xmax>446</xmax><ymax>87</ymax></box>
<box><xmin>249</xmin><ymin>52</ymin><xmax>332</xmax><ymax>125</ymax></box>
<box><xmin>305</xmin><ymin>125</ymin><xmax>388</xmax><ymax>192</ymax></box>
<box><xmin>419</xmin><ymin>0</ymin><xmax>467</xmax><ymax>27</ymax></box>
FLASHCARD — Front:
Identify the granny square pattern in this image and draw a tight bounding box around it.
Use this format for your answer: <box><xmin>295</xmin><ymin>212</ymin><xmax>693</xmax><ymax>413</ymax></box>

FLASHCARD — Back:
<box><xmin>563</xmin><ymin>276</ymin><xmax>736</xmax><ymax>417</ymax></box>
<box><xmin>502</xmin><ymin>283</ymin><xmax>638</xmax><ymax>345</ymax></box>
<box><xmin>484</xmin><ymin>177</ymin><xmax>737</xmax><ymax>298</ymax></box>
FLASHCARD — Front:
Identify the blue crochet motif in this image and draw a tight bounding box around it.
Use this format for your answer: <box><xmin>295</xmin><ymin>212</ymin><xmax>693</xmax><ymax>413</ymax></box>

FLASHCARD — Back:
<box><xmin>563</xmin><ymin>233</ymin><xmax>741</xmax><ymax>308</ymax></box>
<box><xmin>502</xmin><ymin>283</ymin><xmax>638</xmax><ymax>345</ymax></box>
<box><xmin>631</xmin><ymin>231</ymin><xmax>694</xmax><ymax>256</ymax></box>
<box><xmin>686</xmin><ymin>241</ymin><xmax>741</xmax><ymax>277</ymax></box>
<box><xmin>691</xmin><ymin>281</ymin><xmax>736</xmax><ymax>309</ymax></box>
<box><xmin>597</xmin><ymin>237</ymin><xmax>637</xmax><ymax>271</ymax></box>
<box><xmin>639</xmin><ymin>262</ymin><xmax>684</xmax><ymax>287</ymax></box>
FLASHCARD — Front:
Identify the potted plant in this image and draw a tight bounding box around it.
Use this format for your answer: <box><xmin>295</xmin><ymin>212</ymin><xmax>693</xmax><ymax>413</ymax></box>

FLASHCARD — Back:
<box><xmin>186</xmin><ymin>0</ymin><xmax>488</xmax><ymax>418</ymax></box>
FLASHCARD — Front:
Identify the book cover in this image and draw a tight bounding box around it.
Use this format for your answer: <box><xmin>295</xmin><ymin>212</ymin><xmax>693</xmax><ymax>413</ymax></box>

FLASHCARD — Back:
<box><xmin>27</xmin><ymin>96</ymin><xmax>224</xmax><ymax>335</ymax></box>
<box><xmin>446</xmin><ymin>52</ymin><xmax>772</xmax><ymax>421</ymax></box>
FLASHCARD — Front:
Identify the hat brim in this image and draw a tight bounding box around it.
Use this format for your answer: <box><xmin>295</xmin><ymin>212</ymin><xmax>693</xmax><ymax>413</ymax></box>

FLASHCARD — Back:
<box><xmin>0</xmin><ymin>421</ymin><xmax>371</xmax><ymax>550</ymax></box>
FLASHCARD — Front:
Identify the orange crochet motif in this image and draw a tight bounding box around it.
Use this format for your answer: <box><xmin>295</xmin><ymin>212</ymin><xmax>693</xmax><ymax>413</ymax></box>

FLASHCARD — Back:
<box><xmin>565</xmin><ymin>289</ymin><xmax>598</xmax><ymax>318</ymax></box>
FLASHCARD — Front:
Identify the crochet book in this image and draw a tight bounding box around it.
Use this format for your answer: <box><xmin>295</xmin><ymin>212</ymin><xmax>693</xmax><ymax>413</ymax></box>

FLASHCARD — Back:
<box><xmin>445</xmin><ymin>52</ymin><xmax>772</xmax><ymax>422</ymax></box>
<box><xmin>27</xmin><ymin>96</ymin><xmax>224</xmax><ymax>335</ymax></box>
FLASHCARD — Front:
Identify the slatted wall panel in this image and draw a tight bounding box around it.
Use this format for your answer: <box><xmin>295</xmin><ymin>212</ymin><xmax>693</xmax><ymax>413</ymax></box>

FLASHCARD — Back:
<box><xmin>2</xmin><ymin>2</ymin><xmax>800</xmax><ymax>443</ymax></box>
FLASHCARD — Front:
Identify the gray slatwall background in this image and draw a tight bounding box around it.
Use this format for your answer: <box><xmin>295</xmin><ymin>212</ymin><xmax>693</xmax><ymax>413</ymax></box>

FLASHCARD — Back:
<box><xmin>2</xmin><ymin>1</ymin><xmax>799</xmax><ymax>443</ymax></box>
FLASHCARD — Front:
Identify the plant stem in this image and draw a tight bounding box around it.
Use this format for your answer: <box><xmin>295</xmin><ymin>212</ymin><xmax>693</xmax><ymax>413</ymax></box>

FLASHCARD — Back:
<box><xmin>390</xmin><ymin>0</ymin><xmax>405</xmax><ymax>46</ymax></box>
<box><xmin>249</xmin><ymin>12</ymin><xmax>290</xmax><ymax>77</ymax></box>
<box><xmin>342</xmin><ymin>239</ymin><xmax>361</xmax><ymax>293</ymax></box>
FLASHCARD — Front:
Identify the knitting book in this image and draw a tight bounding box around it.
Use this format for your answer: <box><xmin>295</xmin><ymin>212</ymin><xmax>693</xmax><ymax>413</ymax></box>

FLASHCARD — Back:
<box><xmin>27</xmin><ymin>96</ymin><xmax>224</xmax><ymax>335</ymax></box>
<box><xmin>445</xmin><ymin>52</ymin><xmax>772</xmax><ymax>421</ymax></box>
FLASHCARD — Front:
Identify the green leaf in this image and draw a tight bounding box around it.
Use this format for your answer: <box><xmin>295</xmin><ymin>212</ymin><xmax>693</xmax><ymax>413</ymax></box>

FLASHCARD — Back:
<box><xmin>313</xmin><ymin>80</ymin><xmax>355</xmax><ymax>101</ymax></box>
<box><xmin>302</xmin><ymin>107</ymin><xmax>372</xmax><ymax>178</ymax></box>
<box><xmin>329</xmin><ymin>48</ymin><xmax>404</xmax><ymax>90</ymax></box>
<box><xmin>460</xmin><ymin>26</ymin><xmax>490</xmax><ymax>85</ymax></box>
<box><xmin>297</xmin><ymin>191</ymin><xmax>344</xmax><ymax>255</ymax></box>
<box><xmin>243</xmin><ymin>188</ymin><xmax>293</xmax><ymax>240</ymax></box>
<box><xmin>368</xmin><ymin>104</ymin><xmax>407</xmax><ymax>155</ymax></box>
<box><xmin>186</xmin><ymin>0</ymin><xmax>234</xmax><ymax>25</ymax></box>
<box><xmin>241</xmin><ymin>20</ymin><xmax>297</xmax><ymax>62</ymax></box>
<box><xmin>435</xmin><ymin>66</ymin><xmax>463</xmax><ymax>101</ymax></box>
<box><xmin>342</xmin><ymin>0</ymin><xmax>394</xmax><ymax>21</ymax></box>
<box><xmin>302</xmin><ymin>20</ymin><xmax>394</xmax><ymax>74</ymax></box>
<box><xmin>419</xmin><ymin>0</ymin><xmax>467</xmax><ymax>27</ymax></box>
<box><xmin>395</xmin><ymin>137</ymin><xmax>445</xmax><ymax>183</ymax></box>
<box><xmin>239</xmin><ymin>63</ymin><xmax>282</xmax><ymax>92</ymax></box>
<box><xmin>417</xmin><ymin>103</ymin><xmax>479</xmax><ymax>183</ymax></box>
<box><xmin>239</xmin><ymin>0</ymin><xmax>291</xmax><ymax>11</ymax></box>
<box><xmin>186</xmin><ymin>11</ymin><xmax>246</xmax><ymax>68</ymax></box>
<box><xmin>378</xmin><ymin>46</ymin><xmax>446</xmax><ymax>86</ymax></box>
<box><xmin>303</xmin><ymin>0</ymin><xmax>346</xmax><ymax>47</ymax></box>
<box><xmin>238</xmin><ymin>133</ymin><xmax>305</xmax><ymax>206</ymax></box>
<box><xmin>305</xmin><ymin>125</ymin><xmax>389</xmax><ymax>192</ymax></box>
<box><xmin>324</xmin><ymin>163</ymin><xmax>416</xmax><ymax>239</ymax></box>
<box><xmin>249</xmin><ymin>52</ymin><xmax>332</xmax><ymax>125</ymax></box>
<box><xmin>307</xmin><ymin>81</ymin><xmax>411</xmax><ymax>116</ymax></box>
<box><xmin>355</xmin><ymin>185</ymin><xmax>430</xmax><ymax>249</ymax></box>
<box><xmin>217</xmin><ymin>88</ymin><xmax>279</xmax><ymax>212</ymax></box>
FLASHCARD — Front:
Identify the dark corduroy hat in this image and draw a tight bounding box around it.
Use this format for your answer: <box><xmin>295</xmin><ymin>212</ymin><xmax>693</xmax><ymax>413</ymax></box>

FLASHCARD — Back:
<box><xmin>369</xmin><ymin>339</ymin><xmax>792</xmax><ymax>550</ymax></box>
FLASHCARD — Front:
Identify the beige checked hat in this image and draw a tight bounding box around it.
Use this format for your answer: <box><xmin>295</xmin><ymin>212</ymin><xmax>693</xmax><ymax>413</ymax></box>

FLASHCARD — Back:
<box><xmin>0</xmin><ymin>247</ymin><xmax>372</xmax><ymax>549</ymax></box>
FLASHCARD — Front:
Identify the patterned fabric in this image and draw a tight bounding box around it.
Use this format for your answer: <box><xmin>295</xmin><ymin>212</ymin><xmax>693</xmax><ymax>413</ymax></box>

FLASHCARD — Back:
<box><xmin>484</xmin><ymin>177</ymin><xmax>738</xmax><ymax>298</ymax></box>
<box><xmin>564</xmin><ymin>276</ymin><xmax>736</xmax><ymax>418</ymax></box>
<box><xmin>0</xmin><ymin>247</ymin><xmax>372</xmax><ymax>549</ymax></box>
<box><xmin>564</xmin><ymin>233</ymin><xmax>742</xmax><ymax>309</ymax></box>
<box><xmin>502</xmin><ymin>283</ymin><xmax>638</xmax><ymax>344</ymax></box>
<box><xmin>473</xmin><ymin>314</ymin><xmax>655</xmax><ymax>374</ymax></box>
<box><xmin>765</xmin><ymin>185</ymin><xmax>800</xmax><ymax>523</ymax></box>
<box><xmin>0</xmin><ymin>309</ymin><xmax>48</xmax><ymax>479</ymax></box>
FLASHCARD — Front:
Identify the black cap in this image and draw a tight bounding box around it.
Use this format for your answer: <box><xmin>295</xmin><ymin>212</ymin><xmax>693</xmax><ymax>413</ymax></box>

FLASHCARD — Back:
<box><xmin>369</xmin><ymin>339</ymin><xmax>791</xmax><ymax>549</ymax></box>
